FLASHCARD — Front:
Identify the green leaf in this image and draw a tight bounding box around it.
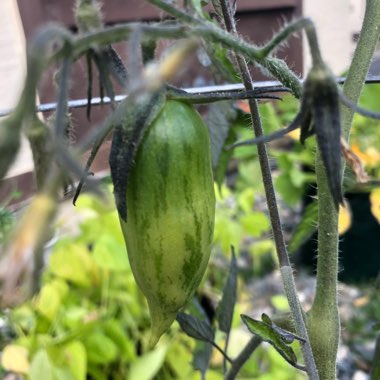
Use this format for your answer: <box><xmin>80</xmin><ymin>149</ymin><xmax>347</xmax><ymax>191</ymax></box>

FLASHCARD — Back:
<box><xmin>92</xmin><ymin>235</ymin><xmax>129</xmax><ymax>271</ymax></box>
<box><xmin>371</xmin><ymin>334</ymin><xmax>380</xmax><ymax>380</ymax></box>
<box><xmin>270</xmin><ymin>295</ymin><xmax>289</xmax><ymax>313</ymax></box>
<box><xmin>84</xmin><ymin>331</ymin><xmax>118</xmax><ymax>364</ymax></box>
<box><xmin>30</xmin><ymin>350</ymin><xmax>54</xmax><ymax>380</ymax></box>
<box><xmin>216</xmin><ymin>249</ymin><xmax>237</xmax><ymax>334</ymax></box>
<box><xmin>48</xmin><ymin>341</ymin><xmax>87</xmax><ymax>380</ymax></box>
<box><xmin>193</xmin><ymin>341</ymin><xmax>212</xmax><ymax>380</ymax></box>
<box><xmin>49</xmin><ymin>242</ymin><xmax>94</xmax><ymax>287</ymax></box>
<box><xmin>289</xmin><ymin>168</ymin><xmax>307</xmax><ymax>187</ymax></box>
<box><xmin>103</xmin><ymin>320</ymin><xmax>136</xmax><ymax>361</ymax></box>
<box><xmin>165</xmin><ymin>340</ymin><xmax>194</xmax><ymax>378</ymax></box>
<box><xmin>205</xmin><ymin>101</ymin><xmax>237</xmax><ymax>188</ymax></box>
<box><xmin>204</xmin><ymin>41</ymin><xmax>239</xmax><ymax>82</ymax></box>
<box><xmin>288</xmin><ymin>201</ymin><xmax>318</xmax><ymax>253</ymax></box>
<box><xmin>214</xmin><ymin>215</ymin><xmax>243</xmax><ymax>253</ymax></box>
<box><xmin>240</xmin><ymin>212</ymin><xmax>270</xmax><ymax>237</ymax></box>
<box><xmin>237</xmin><ymin>187</ymin><xmax>255</xmax><ymax>213</ymax></box>
<box><xmin>35</xmin><ymin>283</ymin><xmax>63</xmax><ymax>321</ymax></box>
<box><xmin>259</xmin><ymin>103</ymin><xmax>282</xmax><ymax>134</ymax></box>
<box><xmin>274</xmin><ymin>174</ymin><xmax>304</xmax><ymax>205</ymax></box>
<box><xmin>128</xmin><ymin>344</ymin><xmax>168</xmax><ymax>380</ymax></box>
<box><xmin>61</xmin><ymin>341</ymin><xmax>86</xmax><ymax>380</ymax></box>
<box><xmin>176</xmin><ymin>313</ymin><xmax>214</xmax><ymax>343</ymax></box>
<box><xmin>241</xmin><ymin>314</ymin><xmax>300</xmax><ymax>367</ymax></box>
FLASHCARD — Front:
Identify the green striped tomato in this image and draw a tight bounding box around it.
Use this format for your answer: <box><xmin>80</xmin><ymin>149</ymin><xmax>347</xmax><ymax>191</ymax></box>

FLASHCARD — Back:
<box><xmin>119</xmin><ymin>100</ymin><xmax>215</xmax><ymax>346</ymax></box>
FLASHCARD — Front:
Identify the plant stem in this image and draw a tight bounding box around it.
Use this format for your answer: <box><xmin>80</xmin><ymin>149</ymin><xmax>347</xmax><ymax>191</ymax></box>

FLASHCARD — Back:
<box><xmin>341</xmin><ymin>0</ymin><xmax>380</xmax><ymax>139</ymax></box>
<box><xmin>309</xmin><ymin>1</ymin><xmax>380</xmax><ymax>378</ymax></box>
<box><xmin>225</xmin><ymin>336</ymin><xmax>262</xmax><ymax>380</ymax></box>
<box><xmin>217</xmin><ymin>1</ymin><xmax>318</xmax><ymax>378</ymax></box>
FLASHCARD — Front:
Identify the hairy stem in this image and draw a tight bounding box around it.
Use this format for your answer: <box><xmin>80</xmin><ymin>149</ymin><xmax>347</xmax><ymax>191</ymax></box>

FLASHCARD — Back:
<box><xmin>341</xmin><ymin>0</ymin><xmax>380</xmax><ymax>139</ymax></box>
<box><xmin>217</xmin><ymin>0</ymin><xmax>317</xmax><ymax>378</ymax></box>
<box><xmin>310</xmin><ymin>1</ymin><xmax>380</xmax><ymax>379</ymax></box>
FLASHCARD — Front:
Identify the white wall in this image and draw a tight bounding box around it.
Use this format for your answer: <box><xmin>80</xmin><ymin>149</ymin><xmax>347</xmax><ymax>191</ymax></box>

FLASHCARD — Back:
<box><xmin>303</xmin><ymin>0</ymin><xmax>366</xmax><ymax>75</ymax></box>
<box><xmin>0</xmin><ymin>0</ymin><xmax>34</xmax><ymax>179</ymax></box>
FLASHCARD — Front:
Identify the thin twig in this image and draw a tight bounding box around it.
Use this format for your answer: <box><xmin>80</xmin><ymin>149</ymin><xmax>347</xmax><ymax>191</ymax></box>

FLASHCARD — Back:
<box><xmin>225</xmin><ymin>336</ymin><xmax>262</xmax><ymax>380</ymax></box>
<box><xmin>210</xmin><ymin>342</ymin><xmax>233</xmax><ymax>364</ymax></box>
<box><xmin>217</xmin><ymin>0</ymin><xmax>318</xmax><ymax>378</ymax></box>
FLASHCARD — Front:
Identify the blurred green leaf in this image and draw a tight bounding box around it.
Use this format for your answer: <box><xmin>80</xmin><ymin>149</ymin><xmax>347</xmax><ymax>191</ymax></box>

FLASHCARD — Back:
<box><xmin>128</xmin><ymin>344</ymin><xmax>168</xmax><ymax>380</ymax></box>
<box><xmin>92</xmin><ymin>235</ymin><xmax>129</xmax><ymax>271</ymax></box>
<box><xmin>214</xmin><ymin>215</ymin><xmax>243</xmax><ymax>253</ymax></box>
<box><xmin>176</xmin><ymin>313</ymin><xmax>214</xmax><ymax>343</ymax></box>
<box><xmin>270</xmin><ymin>295</ymin><xmax>290</xmax><ymax>313</ymax></box>
<box><xmin>216</xmin><ymin>250</ymin><xmax>237</xmax><ymax>334</ymax></box>
<box><xmin>259</xmin><ymin>103</ymin><xmax>282</xmax><ymax>134</ymax></box>
<box><xmin>103</xmin><ymin>320</ymin><xmax>136</xmax><ymax>361</ymax></box>
<box><xmin>240</xmin><ymin>212</ymin><xmax>270</xmax><ymax>237</ymax></box>
<box><xmin>193</xmin><ymin>341</ymin><xmax>213</xmax><ymax>380</ymax></box>
<box><xmin>237</xmin><ymin>187</ymin><xmax>255</xmax><ymax>213</ymax></box>
<box><xmin>49</xmin><ymin>242</ymin><xmax>95</xmax><ymax>287</ymax></box>
<box><xmin>275</xmin><ymin>174</ymin><xmax>304</xmax><ymax>206</ymax></box>
<box><xmin>288</xmin><ymin>201</ymin><xmax>318</xmax><ymax>254</ymax></box>
<box><xmin>84</xmin><ymin>331</ymin><xmax>118</xmax><ymax>364</ymax></box>
<box><xmin>35</xmin><ymin>282</ymin><xmax>64</xmax><ymax>321</ymax></box>
<box><xmin>371</xmin><ymin>334</ymin><xmax>380</xmax><ymax>380</ymax></box>
<box><xmin>206</xmin><ymin>101</ymin><xmax>237</xmax><ymax>188</ymax></box>
<box><xmin>48</xmin><ymin>341</ymin><xmax>87</xmax><ymax>380</ymax></box>
<box><xmin>166</xmin><ymin>339</ymin><xmax>195</xmax><ymax>379</ymax></box>
<box><xmin>30</xmin><ymin>349</ymin><xmax>54</xmax><ymax>380</ymax></box>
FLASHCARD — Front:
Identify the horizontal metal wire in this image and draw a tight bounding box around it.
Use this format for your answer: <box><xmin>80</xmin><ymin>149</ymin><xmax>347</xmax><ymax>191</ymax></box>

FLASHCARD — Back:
<box><xmin>1</xmin><ymin>75</ymin><xmax>380</xmax><ymax>118</ymax></box>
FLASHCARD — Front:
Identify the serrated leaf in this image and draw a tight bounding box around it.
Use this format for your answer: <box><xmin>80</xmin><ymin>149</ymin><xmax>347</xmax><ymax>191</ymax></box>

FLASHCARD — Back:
<box><xmin>261</xmin><ymin>313</ymin><xmax>272</xmax><ymax>325</ymax></box>
<box><xmin>241</xmin><ymin>314</ymin><xmax>299</xmax><ymax>367</ymax></box>
<box><xmin>216</xmin><ymin>250</ymin><xmax>237</xmax><ymax>334</ymax></box>
<box><xmin>288</xmin><ymin>201</ymin><xmax>318</xmax><ymax>253</ymax></box>
<box><xmin>260</xmin><ymin>313</ymin><xmax>305</xmax><ymax>345</ymax></box>
<box><xmin>176</xmin><ymin>313</ymin><xmax>214</xmax><ymax>343</ymax></box>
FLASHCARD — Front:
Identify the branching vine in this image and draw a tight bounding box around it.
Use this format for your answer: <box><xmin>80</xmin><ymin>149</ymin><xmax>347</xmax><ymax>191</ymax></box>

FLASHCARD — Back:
<box><xmin>1</xmin><ymin>1</ymin><xmax>380</xmax><ymax>379</ymax></box>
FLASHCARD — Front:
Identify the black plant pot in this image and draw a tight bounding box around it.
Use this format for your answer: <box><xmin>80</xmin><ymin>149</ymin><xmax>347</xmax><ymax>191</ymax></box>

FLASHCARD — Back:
<box><xmin>295</xmin><ymin>191</ymin><xmax>380</xmax><ymax>283</ymax></box>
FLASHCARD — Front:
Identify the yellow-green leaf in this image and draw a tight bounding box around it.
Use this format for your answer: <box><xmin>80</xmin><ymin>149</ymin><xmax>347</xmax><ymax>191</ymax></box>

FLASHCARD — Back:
<box><xmin>1</xmin><ymin>344</ymin><xmax>30</xmax><ymax>374</ymax></box>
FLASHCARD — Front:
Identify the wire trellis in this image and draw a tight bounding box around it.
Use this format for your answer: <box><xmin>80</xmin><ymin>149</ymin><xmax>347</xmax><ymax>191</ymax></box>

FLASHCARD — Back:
<box><xmin>1</xmin><ymin>76</ymin><xmax>380</xmax><ymax>118</ymax></box>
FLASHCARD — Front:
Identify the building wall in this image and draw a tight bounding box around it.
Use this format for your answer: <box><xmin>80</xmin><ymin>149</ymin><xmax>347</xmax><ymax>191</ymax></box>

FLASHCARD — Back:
<box><xmin>303</xmin><ymin>0</ymin><xmax>366</xmax><ymax>75</ymax></box>
<box><xmin>0</xmin><ymin>0</ymin><xmax>34</xmax><ymax>180</ymax></box>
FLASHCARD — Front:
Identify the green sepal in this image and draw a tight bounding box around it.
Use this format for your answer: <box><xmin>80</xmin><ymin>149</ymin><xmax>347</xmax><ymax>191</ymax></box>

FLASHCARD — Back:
<box><xmin>109</xmin><ymin>90</ymin><xmax>166</xmax><ymax>221</ymax></box>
